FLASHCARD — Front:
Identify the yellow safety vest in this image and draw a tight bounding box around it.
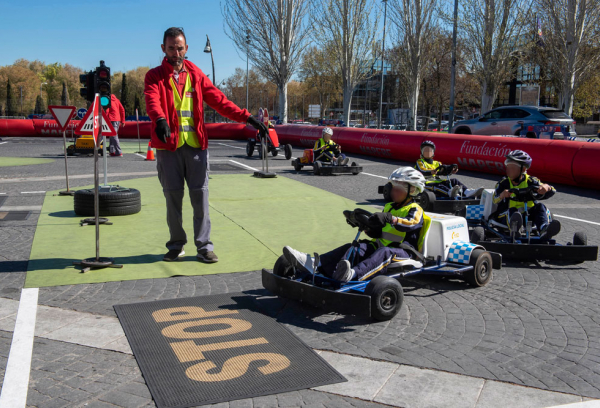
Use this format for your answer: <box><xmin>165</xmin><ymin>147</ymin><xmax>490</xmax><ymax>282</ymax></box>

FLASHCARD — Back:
<box><xmin>416</xmin><ymin>158</ymin><xmax>443</xmax><ymax>183</ymax></box>
<box><xmin>508</xmin><ymin>173</ymin><xmax>535</xmax><ymax>209</ymax></box>
<box><xmin>314</xmin><ymin>138</ymin><xmax>335</xmax><ymax>150</ymax></box>
<box><xmin>170</xmin><ymin>75</ymin><xmax>200</xmax><ymax>149</ymax></box>
<box><xmin>373</xmin><ymin>201</ymin><xmax>423</xmax><ymax>248</ymax></box>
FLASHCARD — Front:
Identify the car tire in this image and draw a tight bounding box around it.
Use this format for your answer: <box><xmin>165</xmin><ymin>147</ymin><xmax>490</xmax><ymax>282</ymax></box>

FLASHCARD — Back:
<box><xmin>284</xmin><ymin>144</ymin><xmax>293</xmax><ymax>160</ymax></box>
<box><xmin>314</xmin><ymin>161</ymin><xmax>321</xmax><ymax>175</ymax></box>
<box><xmin>273</xmin><ymin>255</ymin><xmax>294</xmax><ymax>278</ymax></box>
<box><xmin>465</xmin><ymin>249</ymin><xmax>493</xmax><ymax>287</ymax></box>
<box><xmin>455</xmin><ymin>127</ymin><xmax>471</xmax><ymax>135</ymax></box>
<box><xmin>526</xmin><ymin>132</ymin><xmax>537</xmax><ymax>139</ymax></box>
<box><xmin>74</xmin><ymin>188</ymin><xmax>141</xmax><ymax>217</ymax></box>
<box><xmin>365</xmin><ymin>276</ymin><xmax>404</xmax><ymax>321</ymax></box>
<box><xmin>246</xmin><ymin>141</ymin><xmax>254</xmax><ymax>157</ymax></box>
<box><xmin>470</xmin><ymin>226</ymin><xmax>486</xmax><ymax>244</ymax></box>
<box><xmin>382</xmin><ymin>182</ymin><xmax>393</xmax><ymax>202</ymax></box>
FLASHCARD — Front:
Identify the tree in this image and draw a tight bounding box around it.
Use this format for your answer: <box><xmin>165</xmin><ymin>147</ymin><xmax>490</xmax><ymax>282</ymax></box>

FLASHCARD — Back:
<box><xmin>6</xmin><ymin>79</ymin><xmax>16</xmax><ymax>116</ymax></box>
<box><xmin>299</xmin><ymin>45</ymin><xmax>342</xmax><ymax>118</ymax></box>
<box><xmin>61</xmin><ymin>81</ymin><xmax>70</xmax><ymax>106</ymax></box>
<box><xmin>121</xmin><ymin>73</ymin><xmax>134</xmax><ymax>116</ymax></box>
<box><xmin>458</xmin><ymin>0</ymin><xmax>533</xmax><ymax>112</ymax></box>
<box><xmin>312</xmin><ymin>0</ymin><xmax>380</xmax><ymax>124</ymax></box>
<box><xmin>223</xmin><ymin>0</ymin><xmax>312</xmax><ymax>123</ymax></box>
<box><xmin>34</xmin><ymin>95</ymin><xmax>46</xmax><ymax>114</ymax></box>
<box><xmin>420</xmin><ymin>30</ymin><xmax>452</xmax><ymax>130</ymax></box>
<box><xmin>134</xmin><ymin>94</ymin><xmax>142</xmax><ymax>116</ymax></box>
<box><xmin>536</xmin><ymin>0</ymin><xmax>600</xmax><ymax>116</ymax></box>
<box><xmin>389</xmin><ymin>0</ymin><xmax>439</xmax><ymax>130</ymax></box>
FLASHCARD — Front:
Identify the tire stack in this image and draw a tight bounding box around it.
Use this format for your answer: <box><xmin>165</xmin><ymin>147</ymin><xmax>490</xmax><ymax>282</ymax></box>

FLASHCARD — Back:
<box><xmin>74</xmin><ymin>187</ymin><xmax>141</xmax><ymax>217</ymax></box>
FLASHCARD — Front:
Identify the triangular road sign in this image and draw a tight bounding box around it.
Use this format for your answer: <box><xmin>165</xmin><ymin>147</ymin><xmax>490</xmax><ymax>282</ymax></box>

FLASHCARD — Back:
<box><xmin>75</xmin><ymin>99</ymin><xmax>117</xmax><ymax>138</ymax></box>
<box><xmin>48</xmin><ymin>105</ymin><xmax>76</xmax><ymax>132</ymax></box>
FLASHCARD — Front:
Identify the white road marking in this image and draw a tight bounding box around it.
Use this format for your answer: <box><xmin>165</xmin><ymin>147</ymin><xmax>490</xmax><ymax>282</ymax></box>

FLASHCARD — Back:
<box><xmin>0</xmin><ymin>141</ymin><xmax>8</xmax><ymax>145</ymax></box>
<box><xmin>135</xmin><ymin>153</ymin><xmax>147</xmax><ymax>159</ymax></box>
<box><xmin>553</xmin><ymin>214</ymin><xmax>600</xmax><ymax>226</ymax></box>
<box><xmin>0</xmin><ymin>206</ymin><xmax>42</xmax><ymax>211</ymax></box>
<box><xmin>0</xmin><ymin>288</ymin><xmax>39</xmax><ymax>407</ymax></box>
<box><xmin>0</xmin><ymin>171</ymin><xmax>157</xmax><ymax>184</ymax></box>
<box><xmin>216</xmin><ymin>142</ymin><xmax>246</xmax><ymax>150</ymax></box>
<box><xmin>229</xmin><ymin>160</ymin><xmax>259</xmax><ymax>172</ymax></box>
<box><xmin>21</xmin><ymin>191</ymin><xmax>46</xmax><ymax>194</ymax></box>
<box><xmin>361</xmin><ymin>172</ymin><xmax>388</xmax><ymax>179</ymax></box>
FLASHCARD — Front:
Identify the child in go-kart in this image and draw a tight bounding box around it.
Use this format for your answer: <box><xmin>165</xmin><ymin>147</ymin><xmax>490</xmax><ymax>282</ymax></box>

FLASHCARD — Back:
<box><xmin>314</xmin><ymin>127</ymin><xmax>349</xmax><ymax>166</ymax></box>
<box><xmin>492</xmin><ymin>150</ymin><xmax>560</xmax><ymax>240</ymax></box>
<box><xmin>416</xmin><ymin>140</ymin><xmax>483</xmax><ymax>198</ymax></box>
<box><xmin>283</xmin><ymin>167</ymin><xmax>425</xmax><ymax>283</ymax></box>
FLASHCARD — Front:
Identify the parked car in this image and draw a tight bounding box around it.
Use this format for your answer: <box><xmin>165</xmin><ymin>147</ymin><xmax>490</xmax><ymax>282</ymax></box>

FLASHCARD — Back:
<box><xmin>428</xmin><ymin>121</ymin><xmax>449</xmax><ymax>131</ymax></box>
<box><xmin>450</xmin><ymin>106</ymin><xmax>577</xmax><ymax>137</ymax></box>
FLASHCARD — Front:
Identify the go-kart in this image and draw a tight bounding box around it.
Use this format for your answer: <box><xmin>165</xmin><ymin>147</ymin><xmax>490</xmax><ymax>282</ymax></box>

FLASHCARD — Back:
<box><xmin>378</xmin><ymin>165</ymin><xmax>479</xmax><ymax>212</ymax></box>
<box><xmin>462</xmin><ymin>187</ymin><xmax>598</xmax><ymax>262</ymax></box>
<box><xmin>246</xmin><ymin>128</ymin><xmax>293</xmax><ymax>160</ymax></box>
<box><xmin>262</xmin><ymin>208</ymin><xmax>501</xmax><ymax>321</ymax></box>
<box><xmin>292</xmin><ymin>145</ymin><xmax>362</xmax><ymax>176</ymax></box>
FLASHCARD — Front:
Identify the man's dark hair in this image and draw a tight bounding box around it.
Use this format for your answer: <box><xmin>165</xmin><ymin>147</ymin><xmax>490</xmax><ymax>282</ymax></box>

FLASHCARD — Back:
<box><xmin>163</xmin><ymin>27</ymin><xmax>186</xmax><ymax>45</ymax></box>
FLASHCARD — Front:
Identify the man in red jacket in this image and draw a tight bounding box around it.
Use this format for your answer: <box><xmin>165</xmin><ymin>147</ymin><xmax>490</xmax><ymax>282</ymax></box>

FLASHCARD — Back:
<box><xmin>144</xmin><ymin>27</ymin><xmax>267</xmax><ymax>263</ymax></box>
<box><xmin>107</xmin><ymin>94</ymin><xmax>126</xmax><ymax>156</ymax></box>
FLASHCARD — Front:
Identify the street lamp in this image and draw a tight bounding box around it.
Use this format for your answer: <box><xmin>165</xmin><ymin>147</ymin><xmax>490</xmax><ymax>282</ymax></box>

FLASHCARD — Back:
<box><xmin>378</xmin><ymin>0</ymin><xmax>388</xmax><ymax>129</ymax></box>
<box><xmin>245</xmin><ymin>30</ymin><xmax>251</xmax><ymax>111</ymax></box>
<box><xmin>204</xmin><ymin>35</ymin><xmax>216</xmax><ymax>123</ymax></box>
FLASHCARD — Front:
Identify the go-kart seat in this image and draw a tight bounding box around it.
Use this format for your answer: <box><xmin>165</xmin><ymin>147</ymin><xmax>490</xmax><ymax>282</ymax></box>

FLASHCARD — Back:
<box><xmin>386</xmin><ymin>213</ymin><xmax>432</xmax><ymax>271</ymax></box>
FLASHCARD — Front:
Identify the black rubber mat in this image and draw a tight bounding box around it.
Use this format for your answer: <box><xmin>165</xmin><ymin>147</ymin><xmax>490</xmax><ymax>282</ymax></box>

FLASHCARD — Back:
<box><xmin>0</xmin><ymin>211</ymin><xmax>31</xmax><ymax>221</ymax></box>
<box><xmin>210</xmin><ymin>163</ymin><xmax>245</xmax><ymax>172</ymax></box>
<box><xmin>114</xmin><ymin>293</ymin><xmax>346</xmax><ymax>408</ymax></box>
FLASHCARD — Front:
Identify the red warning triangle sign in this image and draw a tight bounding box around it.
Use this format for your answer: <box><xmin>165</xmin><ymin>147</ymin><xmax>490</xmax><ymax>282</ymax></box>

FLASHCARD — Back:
<box><xmin>48</xmin><ymin>105</ymin><xmax>76</xmax><ymax>132</ymax></box>
<box><xmin>74</xmin><ymin>98</ymin><xmax>116</xmax><ymax>139</ymax></box>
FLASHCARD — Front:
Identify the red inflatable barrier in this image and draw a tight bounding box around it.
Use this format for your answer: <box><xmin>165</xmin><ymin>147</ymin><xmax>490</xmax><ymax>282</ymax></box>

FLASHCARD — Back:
<box><xmin>0</xmin><ymin>119</ymin><xmax>255</xmax><ymax>140</ymax></box>
<box><xmin>274</xmin><ymin>125</ymin><xmax>600</xmax><ymax>189</ymax></box>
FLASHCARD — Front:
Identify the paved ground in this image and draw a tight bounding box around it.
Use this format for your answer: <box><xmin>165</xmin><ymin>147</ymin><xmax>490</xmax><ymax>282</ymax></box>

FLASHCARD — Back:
<box><xmin>1</xmin><ymin>136</ymin><xmax>600</xmax><ymax>408</ymax></box>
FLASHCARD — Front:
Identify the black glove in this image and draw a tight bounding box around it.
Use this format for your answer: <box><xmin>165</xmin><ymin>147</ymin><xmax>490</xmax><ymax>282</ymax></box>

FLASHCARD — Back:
<box><xmin>365</xmin><ymin>227</ymin><xmax>383</xmax><ymax>239</ymax></box>
<box><xmin>155</xmin><ymin>118</ymin><xmax>171</xmax><ymax>144</ymax></box>
<box><xmin>247</xmin><ymin>116</ymin><xmax>268</xmax><ymax>136</ymax></box>
<box><xmin>368</xmin><ymin>212</ymin><xmax>394</xmax><ymax>229</ymax></box>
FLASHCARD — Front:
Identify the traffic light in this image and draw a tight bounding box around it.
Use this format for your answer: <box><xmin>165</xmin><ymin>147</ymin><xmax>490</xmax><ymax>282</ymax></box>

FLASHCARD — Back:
<box><xmin>79</xmin><ymin>71</ymin><xmax>94</xmax><ymax>103</ymax></box>
<box><xmin>95</xmin><ymin>60</ymin><xmax>111</xmax><ymax>109</ymax></box>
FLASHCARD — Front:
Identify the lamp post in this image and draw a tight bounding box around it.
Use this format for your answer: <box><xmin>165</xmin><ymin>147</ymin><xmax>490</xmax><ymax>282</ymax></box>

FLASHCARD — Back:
<box><xmin>246</xmin><ymin>30</ymin><xmax>251</xmax><ymax>110</ymax></box>
<box><xmin>204</xmin><ymin>35</ymin><xmax>216</xmax><ymax>123</ymax></box>
<box><xmin>378</xmin><ymin>0</ymin><xmax>388</xmax><ymax>129</ymax></box>
<box><xmin>448</xmin><ymin>0</ymin><xmax>459</xmax><ymax>130</ymax></box>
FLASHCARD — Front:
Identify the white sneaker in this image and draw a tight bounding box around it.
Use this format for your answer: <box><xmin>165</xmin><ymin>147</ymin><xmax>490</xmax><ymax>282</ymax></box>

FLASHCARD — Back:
<box><xmin>283</xmin><ymin>246</ymin><xmax>314</xmax><ymax>274</ymax></box>
<box><xmin>333</xmin><ymin>260</ymin><xmax>355</xmax><ymax>282</ymax></box>
<box><xmin>341</xmin><ymin>157</ymin><xmax>350</xmax><ymax>166</ymax></box>
<box><xmin>464</xmin><ymin>187</ymin><xmax>485</xmax><ymax>198</ymax></box>
<box><xmin>450</xmin><ymin>185</ymin><xmax>462</xmax><ymax>198</ymax></box>
<box><xmin>337</xmin><ymin>156</ymin><xmax>344</xmax><ymax>165</ymax></box>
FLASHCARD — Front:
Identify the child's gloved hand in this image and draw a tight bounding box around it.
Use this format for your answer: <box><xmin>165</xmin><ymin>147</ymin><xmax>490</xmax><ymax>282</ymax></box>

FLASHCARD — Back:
<box><xmin>368</xmin><ymin>212</ymin><xmax>394</xmax><ymax>228</ymax></box>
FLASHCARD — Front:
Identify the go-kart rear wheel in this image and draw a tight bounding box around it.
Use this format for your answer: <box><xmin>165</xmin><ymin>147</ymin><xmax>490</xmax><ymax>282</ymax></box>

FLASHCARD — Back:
<box><xmin>271</xmin><ymin>148</ymin><xmax>278</xmax><ymax>157</ymax></box>
<box><xmin>573</xmin><ymin>232</ymin><xmax>587</xmax><ymax>246</ymax></box>
<box><xmin>313</xmin><ymin>161</ymin><xmax>321</xmax><ymax>175</ymax></box>
<box><xmin>246</xmin><ymin>141</ymin><xmax>254</xmax><ymax>157</ymax></box>
<box><xmin>284</xmin><ymin>144</ymin><xmax>293</xmax><ymax>160</ymax></box>
<box><xmin>365</xmin><ymin>276</ymin><xmax>404</xmax><ymax>321</ymax></box>
<box><xmin>351</xmin><ymin>161</ymin><xmax>360</xmax><ymax>175</ymax></box>
<box><xmin>416</xmin><ymin>190</ymin><xmax>436</xmax><ymax>212</ymax></box>
<box><xmin>470</xmin><ymin>227</ymin><xmax>485</xmax><ymax>244</ymax></box>
<box><xmin>382</xmin><ymin>182</ymin><xmax>393</xmax><ymax>202</ymax></box>
<box><xmin>293</xmin><ymin>159</ymin><xmax>302</xmax><ymax>172</ymax></box>
<box><xmin>465</xmin><ymin>249</ymin><xmax>493</xmax><ymax>287</ymax></box>
<box><xmin>273</xmin><ymin>255</ymin><xmax>294</xmax><ymax>278</ymax></box>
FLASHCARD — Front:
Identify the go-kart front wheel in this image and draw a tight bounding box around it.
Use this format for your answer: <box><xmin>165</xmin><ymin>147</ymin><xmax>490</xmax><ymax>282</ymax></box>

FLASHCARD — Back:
<box><xmin>313</xmin><ymin>161</ymin><xmax>321</xmax><ymax>175</ymax></box>
<box><xmin>271</xmin><ymin>148</ymin><xmax>278</xmax><ymax>157</ymax></box>
<box><xmin>293</xmin><ymin>159</ymin><xmax>303</xmax><ymax>172</ymax></box>
<box><xmin>416</xmin><ymin>190</ymin><xmax>436</xmax><ymax>212</ymax></box>
<box><xmin>273</xmin><ymin>255</ymin><xmax>294</xmax><ymax>278</ymax></box>
<box><xmin>351</xmin><ymin>161</ymin><xmax>360</xmax><ymax>175</ymax></box>
<box><xmin>573</xmin><ymin>232</ymin><xmax>587</xmax><ymax>246</ymax></box>
<box><xmin>246</xmin><ymin>141</ymin><xmax>255</xmax><ymax>157</ymax></box>
<box><xmin>465</xmin><ymin>249</ymin><xmax>493</xmax><ymax>287</ymax></box>
<box><xmin>470</xmin><ymin>227</ymin><xmax>486</xmax><ymax>244</ymax></box>
<box><xmin>284</xmin><ymin>144</ymin><xmax>293</xmax><ymax>160</ymax></box>
<box><xmin>382</xmin><ymin>182</ymin><xmax>393</xmax><ymax>202</ymax></box>
<box><xmin>365</xmin><ymin>276</ymin><xmax>404</xmax><ymax>321</ymax></box>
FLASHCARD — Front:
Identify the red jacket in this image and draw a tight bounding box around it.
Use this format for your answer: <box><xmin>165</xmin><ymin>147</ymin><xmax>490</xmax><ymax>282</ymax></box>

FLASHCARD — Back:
<box><xmin>106</xmin><ymin>95</ymin><xmax>125</xmax><ymax>123</ymax></box>
<box><xmin>144</xmin><ymin>58</ymin><xmax>251</xmax><ymax>151</ymax></box>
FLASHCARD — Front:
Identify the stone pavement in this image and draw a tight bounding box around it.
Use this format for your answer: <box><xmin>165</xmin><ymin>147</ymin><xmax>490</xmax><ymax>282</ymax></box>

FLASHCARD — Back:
<box><xmin>2</xmin><ymin>138</ymin><xmax>600</xmax><ymax>407</ymax></box>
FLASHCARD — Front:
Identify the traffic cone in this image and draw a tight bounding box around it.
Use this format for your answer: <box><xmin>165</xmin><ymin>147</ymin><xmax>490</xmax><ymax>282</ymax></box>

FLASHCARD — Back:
<box><xmin>145</xmin><ymin>141</ymin><xmax>156</xmax><ymax>161</ymax></box>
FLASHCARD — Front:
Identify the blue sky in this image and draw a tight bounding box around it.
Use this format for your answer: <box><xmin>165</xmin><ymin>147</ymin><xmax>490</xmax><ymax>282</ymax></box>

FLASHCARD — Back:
<box><xmin>0</xmin><ymin>0</ymin><xmax>247</xmax><ymax>82</ymax></box>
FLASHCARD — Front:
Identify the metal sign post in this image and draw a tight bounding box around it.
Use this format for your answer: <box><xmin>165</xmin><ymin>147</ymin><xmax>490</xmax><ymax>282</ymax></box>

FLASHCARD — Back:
<box><xmin>135</xmin><ymin>109</ymin><xmax>142</xmax><ymax>153</ymax></box>
<box><xmin>252</xmin><ymin>129</ymin><xmax>276</xmax><ymax>178</ymax></box>
<box><xmin>48</xmin><ymin>105</ymin><xmax>76</xmax><ymax>196</ymax></box>
<box><xmin>102</xmin><ymin>134</ymin><xmax>108</xmax><ymax>186</ymax></box>
<box><xmin>73</xmin><ymin>94</ymin><xmax>122</xmax><ymax>273</ymax></box>
<box><xmin>59</xmin><ymin>129</ymin><xmax>73</xmax><ymax>196</ymax></box>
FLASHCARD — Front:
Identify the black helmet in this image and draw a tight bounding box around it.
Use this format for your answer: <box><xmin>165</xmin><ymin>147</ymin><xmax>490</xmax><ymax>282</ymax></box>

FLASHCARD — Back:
<box><xmin>421</xmin><ymin>140</ymin><xmax>436</xmax><ymax>151</ymax></box>
<box><xmin>505</xmin><ymin>150</ymin><xmax>532</xmax><ymax>169</ymax></box>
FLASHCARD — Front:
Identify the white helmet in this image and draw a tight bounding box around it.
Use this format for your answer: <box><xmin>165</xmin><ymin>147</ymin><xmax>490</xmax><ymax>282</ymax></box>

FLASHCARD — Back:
<box><xmin>388</xmin><ymin>167</ymin><xmax>426</xmax><ymax>196</ymax></box>
<box><xmin>322</xmin><ymin>127</ymin><xmax>333</xmax><ymax>137</ymax></box>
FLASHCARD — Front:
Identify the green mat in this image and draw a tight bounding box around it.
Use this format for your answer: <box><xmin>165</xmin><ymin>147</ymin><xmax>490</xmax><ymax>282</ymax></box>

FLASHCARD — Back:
<box><xmin>0</xmin><ymin>157</ymin><xmax>55</xmax><ymax>167</ymax></box>
<box><xmin>25</xmin><ymin>174</ymin><xmax>373</xmax><ymax>288</ymax></box>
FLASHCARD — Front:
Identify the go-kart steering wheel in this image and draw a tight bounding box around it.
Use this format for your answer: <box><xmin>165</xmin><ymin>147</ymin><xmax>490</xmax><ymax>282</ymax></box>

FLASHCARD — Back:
<box><xmin>436</xmin><ymin>164</ymin><xmax>458</xmax><ymax>176</ymax></box>
<box><xmin>508</xmin><ymin>186</ymin><xmax>537</xmax><ymax>202</ymax></box>
<box><xmin>343</xmin><ymin>208</ymin><xmax>373</xmax><ymax>230</ymax></box>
